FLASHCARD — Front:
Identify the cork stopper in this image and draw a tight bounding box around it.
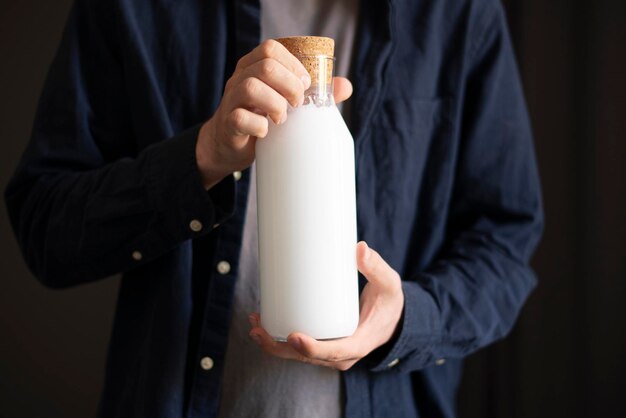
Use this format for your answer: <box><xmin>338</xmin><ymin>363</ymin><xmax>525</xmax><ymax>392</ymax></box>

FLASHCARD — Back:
<box><xmin>276</xmin><ymin>36</ymin><xmax>335</xmax><ymax>86</ymax></box>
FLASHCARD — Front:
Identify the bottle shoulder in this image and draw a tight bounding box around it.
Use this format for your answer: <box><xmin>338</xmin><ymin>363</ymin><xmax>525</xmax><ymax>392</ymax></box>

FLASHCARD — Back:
<box><xmin>263</xmin><ymin>104</ymin><xmax>353</xmax><ymax>142</ymax></box>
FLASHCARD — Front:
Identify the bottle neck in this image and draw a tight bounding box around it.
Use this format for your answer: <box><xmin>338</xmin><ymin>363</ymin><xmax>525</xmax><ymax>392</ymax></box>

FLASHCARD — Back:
<box><xmin>297</xmin><ymin>55</ymin><xmax>335</xmax><ymax>107</ymax></box>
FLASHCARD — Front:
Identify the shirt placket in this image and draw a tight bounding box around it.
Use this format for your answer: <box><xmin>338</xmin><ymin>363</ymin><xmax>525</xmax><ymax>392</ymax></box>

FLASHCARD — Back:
<box><xmin>187</xmin><ymin>169</ymin><xmax>251</xmax><ymax>418</ymax></box>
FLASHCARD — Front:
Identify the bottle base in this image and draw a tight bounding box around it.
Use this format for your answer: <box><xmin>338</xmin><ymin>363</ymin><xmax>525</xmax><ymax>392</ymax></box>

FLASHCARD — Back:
<box><xmin>270</xmin><ymin>333</ymin><xmax>353</xmax><ymax>342</ymax></box>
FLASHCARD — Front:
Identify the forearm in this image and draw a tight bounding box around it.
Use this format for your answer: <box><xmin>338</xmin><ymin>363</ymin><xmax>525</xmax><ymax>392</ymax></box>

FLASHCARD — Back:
<box><xmin>5</xmin><ymin>125</ymin><xmax>235</xmax><ymax>288</ymax></box>
<box><xmin>365</xmin><ymin>230</ymin><xmax>540</xmax><ymax>373</ymax></box>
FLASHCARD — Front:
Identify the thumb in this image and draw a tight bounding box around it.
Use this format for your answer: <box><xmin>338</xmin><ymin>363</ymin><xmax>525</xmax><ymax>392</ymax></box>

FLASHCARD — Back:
<box><xmin>333</xmin><ymin>77</ymin><xmax>353</xmax><ymax>104</ymax></box>
<box><xmin>356</xmin><ymin>241</ymin><xmax>399</xmax><ymax>288</ymax></box>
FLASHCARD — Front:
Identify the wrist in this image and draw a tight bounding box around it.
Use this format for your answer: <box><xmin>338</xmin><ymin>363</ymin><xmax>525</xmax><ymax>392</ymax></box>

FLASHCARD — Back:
<box><xmin>196</xmin><ymin>120</ymin><xmax>229</xmax><ymax>190</ymax></box>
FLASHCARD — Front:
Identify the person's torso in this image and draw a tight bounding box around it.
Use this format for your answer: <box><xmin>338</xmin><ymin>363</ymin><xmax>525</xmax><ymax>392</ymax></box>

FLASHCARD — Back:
<box><xmin>98</xmin><ymin>1</ymin><xmax>482</xmax><ymax>417</ymax></box>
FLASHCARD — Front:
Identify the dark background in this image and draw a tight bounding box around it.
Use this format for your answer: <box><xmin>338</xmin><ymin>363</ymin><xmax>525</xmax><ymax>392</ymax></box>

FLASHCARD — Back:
<box><xmin>1</xmin><ymin>1</ymin><xmax>624</xmax><ymax>417</ymax></box>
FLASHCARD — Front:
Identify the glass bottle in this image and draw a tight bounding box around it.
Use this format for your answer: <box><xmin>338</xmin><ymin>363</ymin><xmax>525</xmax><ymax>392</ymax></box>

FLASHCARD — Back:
<box><xmin>255</xmin><ymin>36</ymin><xmax>359</xmax><ymax>340</ymax></box>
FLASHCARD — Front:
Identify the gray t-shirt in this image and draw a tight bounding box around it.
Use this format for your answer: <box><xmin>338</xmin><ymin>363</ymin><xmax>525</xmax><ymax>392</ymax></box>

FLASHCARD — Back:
<box><xmin>216</xmin><ymin>1</ymin><xmax>358</xmax><ymax>417</ymax></box>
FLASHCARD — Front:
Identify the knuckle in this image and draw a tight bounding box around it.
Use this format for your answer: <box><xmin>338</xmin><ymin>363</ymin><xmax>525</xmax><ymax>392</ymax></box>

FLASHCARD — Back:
<box><xmin>259</xmin><ymin>59</ymin><xmax>276</xmax><ymax>76</ymax></box>
<box><xmin>227</xmin><ymin>108</ymin><xmax>246</xmax><ymax>129</ymax></box>
<box><xmin>224</xmin><ymin>77</ymin><xmax>235</xmax><ymax>91</ymax></box>
<box><xmin>260</xmin><ymin>39</ymin><xmax>278</xmax><ymax>57</ymax></box>
<box><xmin>242</xmin><ymin>77</ymin><xmax>260</xmax><ymax>97</ymax></box>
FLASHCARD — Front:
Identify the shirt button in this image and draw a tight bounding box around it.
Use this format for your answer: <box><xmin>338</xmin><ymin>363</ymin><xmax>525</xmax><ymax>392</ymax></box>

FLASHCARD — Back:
<box><xmin>435</xmin><ymin>358</ymin><xmax>446</xmax><ymax>366</ymax></box>
<box><xmin>233</xmin><ymin>171</ymin><xmax>242</xmax><ymax>181</ymax></box>
<box><xmin>200</xmin><ymin>357</ymin><xmax>214</xmax><ymax>371</ymax></box>
<box><xmin>189</xmin><ymin>219</ymin><xmax>203</xmax><ymax>232</ymax></box>
<box><xmin>387</xmin><ymin>358</ymin><xmax>400</xmax><ymax>368</ymax></box>
<box><xmin>216</xmin><ymin>261</ymin><xmax>231</xmax><ymax>275</ymax></box>
<box><xmin>131</xmin><ymin>251</ymin><xmax>143</xmax><ymax>261</ymax></box>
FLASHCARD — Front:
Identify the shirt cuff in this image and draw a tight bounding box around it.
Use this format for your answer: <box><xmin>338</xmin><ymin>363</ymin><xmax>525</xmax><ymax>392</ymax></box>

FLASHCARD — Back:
<box><xmin>364</xmin><ymin>280</ymin><xmax>441</xmax><ymax>373</ymax></box>
<box><xmin>141</xmin><ymin>124</ymin><xmax>236</xmax><ymax>249</ymax></box>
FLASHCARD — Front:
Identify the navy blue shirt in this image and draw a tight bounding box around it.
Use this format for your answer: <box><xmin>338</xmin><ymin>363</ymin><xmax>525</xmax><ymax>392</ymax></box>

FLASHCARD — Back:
<box><xmin>5</xmin><ymin>0</ymin><xmax>543</xmax><ymax>417</ymax></box>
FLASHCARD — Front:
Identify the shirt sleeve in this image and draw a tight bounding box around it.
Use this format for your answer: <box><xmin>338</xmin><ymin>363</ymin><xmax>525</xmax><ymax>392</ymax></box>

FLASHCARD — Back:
<box><xmin>365</xmin><ymin>2</ymin><xmax>544</xmax><ymax>373</ymax></box>
<box><xmin>4</xmin><ymin>0</ymin><xmax>235</xmax><ymax>288</ymax></box>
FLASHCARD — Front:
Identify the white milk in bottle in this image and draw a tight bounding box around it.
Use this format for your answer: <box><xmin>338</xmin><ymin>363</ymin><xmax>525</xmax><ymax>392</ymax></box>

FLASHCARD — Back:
<box><xmin>255</xmin><ymin>36</ymin><xmax>359</xmax><ymax>340</ymax></box>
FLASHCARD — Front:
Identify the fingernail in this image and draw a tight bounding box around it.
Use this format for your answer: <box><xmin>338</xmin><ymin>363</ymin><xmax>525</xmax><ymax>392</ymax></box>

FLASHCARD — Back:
<box><xmin>250</xmin><ymin>333</ymin><xmax>261</xmax><ymax>344</ymax></box>
<box><xmin>248</xmin><ymin>315</ymin><xmax>256</xmax><ymax>327</ymax></box>
<box><xmin>279</xmin><ymin>113</ymin><xmax>287</xmax><ymax>124</ymax></box>
<box><xmin>297</xmin><ymin>94</ymin><xmax>305</xmax><ymax>107</ymax></box>
<box><xmin>301</xmin><ymin>74</ymin><xmax>311</xmax><ymax>89</ymax></box>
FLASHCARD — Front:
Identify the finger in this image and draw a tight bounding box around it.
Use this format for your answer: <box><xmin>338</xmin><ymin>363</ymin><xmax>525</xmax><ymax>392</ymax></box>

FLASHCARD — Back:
<box><xmin>250</xmin><ymin>326</ymin><xmax>301</xmax><ymax>360</ymax></box>
<box><xmin>241</xmin><ymin>59</ymin><xmax>306</xmax><ymax>107</ymax></box>
<box><xmin>225</xmin><ymin>107</ymin><xmax>269</xmax><ymax>138</ymax></box>
<box><xmin>356</xmin><ymin>241</ymin><xmax>401</xmax><ymax>289</ymax></box>
<box><xmin>287</xmin><ymin>332</ymin><xmax>366</xmax><ymax>363</ymax></box>
<box><xmin>248</xmin><ymin>317</ymin><xmax>362</xmax><ymax>371</ymax></box>
<box><xmin>333</xmin><ymin>77</ymin><xmax>353</xmax><ymax>104</ymax></box>
<box><xmin>237</xmin><ymin>40</ymin><xmax>311</xmax><ymax>89</ymax></box>
<box><xmin>249</xmin><ymin>325</ymin><xmax>336</xmax><ymax>367</ymax></box>
<box><xmin>248</xmin><ymin>313</ymin><xmax>260</xmax><ymax>328</ymax></box>
<box><xmin>232</xmin><ymin>77</ymin><xmax>288</xmax><ymax>125</ymax></box>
